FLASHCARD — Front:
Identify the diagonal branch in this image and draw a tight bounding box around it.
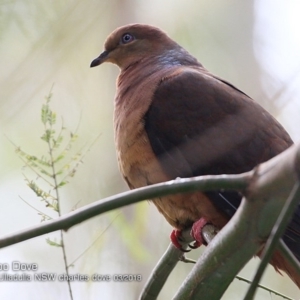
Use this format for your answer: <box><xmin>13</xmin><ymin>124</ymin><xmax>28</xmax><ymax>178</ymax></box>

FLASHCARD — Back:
<box><xmin>0</xmin><ymin>172</ymin><xmax>250</xmax><ymax>249</ymax></box>
<box><xmin>140</xmin><ymin>231</ymin><xmax>192</xmax><ymax>300</ymax></box>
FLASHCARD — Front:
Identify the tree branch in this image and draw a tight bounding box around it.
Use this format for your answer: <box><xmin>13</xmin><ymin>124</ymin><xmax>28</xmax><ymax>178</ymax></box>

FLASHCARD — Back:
<box><xmin>139</xmin><ymin>225</ymin><xmax>218</xmax><ymax>300</ymax></box>
<box><xmin>0</xmin><ymin>173</ymin><xmax>250</xmax><ymax>249</ymax></box>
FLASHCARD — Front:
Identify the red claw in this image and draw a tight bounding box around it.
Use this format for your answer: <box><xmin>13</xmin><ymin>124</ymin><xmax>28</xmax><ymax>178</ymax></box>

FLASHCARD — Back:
<box><xmin>170</xmin><ymin>218</ymin><xmax>208</xmax><ymax>252</ymax></box>
<box><xmin>190</xmin><ymin>218</ymin><xmax>208</xmax><ymax>248</ymax></box>
<box><xmin>170</xmin><ymin>229</ymin><xmax>190</xmax><ymax>252</ymax></box>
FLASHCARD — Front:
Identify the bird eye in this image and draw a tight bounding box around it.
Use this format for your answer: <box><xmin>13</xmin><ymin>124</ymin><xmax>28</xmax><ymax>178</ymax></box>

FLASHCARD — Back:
<box><xmin>121</xmin><ymin>33</ymin><xmax>134</xmax><ymax>44</ymax></box>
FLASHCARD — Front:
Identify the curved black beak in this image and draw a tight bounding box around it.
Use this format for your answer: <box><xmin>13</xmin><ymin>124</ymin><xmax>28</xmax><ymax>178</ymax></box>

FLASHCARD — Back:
<box><xmin>90</xmin><ymin>50</ymin><xmax>109</xmax><ymax>68</ymax></box>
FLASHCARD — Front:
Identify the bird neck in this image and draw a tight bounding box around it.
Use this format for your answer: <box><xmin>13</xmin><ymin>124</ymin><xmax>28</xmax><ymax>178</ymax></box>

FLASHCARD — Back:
<box><xmin>117</xmin><ymin>48</ymin><xmax>202</xmax><ymax>90</ymax></box>
<box><xmin>116</xmin><ymin>56</ymin><xmax>165</xmax><ymax>92</ymax></box>
<box><xmin>156</xmin><ymin>47</ymin><xmax>202</xmax><ymax>68</ymax></box>
<box><xmin>115</xmin><ymin>55</ymin><xmax>182</xmax><ymax>108</ymax></box>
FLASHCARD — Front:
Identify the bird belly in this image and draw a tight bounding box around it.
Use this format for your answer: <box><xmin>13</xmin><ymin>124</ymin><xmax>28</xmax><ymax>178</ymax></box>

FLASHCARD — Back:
<box><xmin>114</xmin><ymin>112</ymin><xmax>228</xmax><ymax>230</ymax></box>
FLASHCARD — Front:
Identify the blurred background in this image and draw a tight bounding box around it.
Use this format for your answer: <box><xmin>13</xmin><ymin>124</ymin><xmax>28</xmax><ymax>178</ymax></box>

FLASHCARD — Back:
<box><xmin>1</xmin><ymin>0</ymin><xmax>300</xmax><ymax>299</ymax></box>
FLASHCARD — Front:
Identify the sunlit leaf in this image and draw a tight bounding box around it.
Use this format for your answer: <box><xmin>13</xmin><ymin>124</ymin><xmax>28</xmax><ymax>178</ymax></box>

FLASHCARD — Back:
<box><xmin>46</xmin><ymin>238</ymin><xmax>62</xmax><ymax>247</ymax></box>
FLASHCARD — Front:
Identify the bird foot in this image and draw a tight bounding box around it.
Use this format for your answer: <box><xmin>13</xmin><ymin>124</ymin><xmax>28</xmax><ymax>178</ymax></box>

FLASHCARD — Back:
<box><xmin>189</xmin><ymin>218</ymin><xmax>209</xmax><ymax>249</ymax></box>
<box><xmin>170</xmin><ymin>217</ymin><xmax>209</xmax><ymax>252</ymax></box>
<box><xmin>170</xmin><ymin>229</ymin><xmax>190</xmax><ymax>252</ymax></box>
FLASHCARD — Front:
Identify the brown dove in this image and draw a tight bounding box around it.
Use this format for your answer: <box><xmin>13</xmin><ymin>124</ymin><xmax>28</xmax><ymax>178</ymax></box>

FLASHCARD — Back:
<box><xmin>90</xmin><ymin>24</ymin><xmax>300</xmax><ymax>287</ymax></box>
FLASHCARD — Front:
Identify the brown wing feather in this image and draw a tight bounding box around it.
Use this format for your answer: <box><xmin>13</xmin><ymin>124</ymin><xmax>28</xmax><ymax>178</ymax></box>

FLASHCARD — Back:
<box><xmin>145</xmin><ymin>70</ymin><xmax>292</xmax><ymax>178</ymax></box>
<box><xmin>144</xmin><ymin>69</ymin><xmax>300</xmax><ymax>262</ymax></box>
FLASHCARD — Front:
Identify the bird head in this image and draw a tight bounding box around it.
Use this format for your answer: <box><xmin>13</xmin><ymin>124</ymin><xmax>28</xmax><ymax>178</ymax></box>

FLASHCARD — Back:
<box><xmin>90</xmin><ymin>24</ymin><xmax>178</xmax><ymax>70</ymax></box>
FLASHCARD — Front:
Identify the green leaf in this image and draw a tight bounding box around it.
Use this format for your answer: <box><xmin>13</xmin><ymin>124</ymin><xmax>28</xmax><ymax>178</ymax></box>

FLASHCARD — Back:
<box><xmin>45</xmin><ymin>91</ymin><xmax>53</xmax><ymax>104</ymax></box>
<box><xmin>52</xmin><ymin>135</ymin><xmax>63</xmax><ymax>150</ymax></box>
<box><xmin>24</xmin><ymin>178</ymin><xmax>56</xmax><ymax>201</ymax></box>
<box><xmin>46</xmin><ymin>238</ymin><xmax>62</xmax><ymax>247</ymax></box>
<box><xmin>57</xmin><ymin>181</ymin><xmax>68</xmax><ymax>188</ymax></box>
<box><xmin>38</xmin><ymin>213</ymin><xmax>52</xmax><ymax>222</ymax></box>
<box><xmin>41</xmin><ymin>104</ymin><xmax>50</xmax><ymax>125</ymax></box>
<box><xmin>40</xmin><ymin>169</ymin><xmax>54</xmax><ymax>178</ymax></box>
<box><xmin>41</xmin><ymin>129</ymin><xmax>55</xmax><ymax>142</ymax></box>
<box><xmin>53</xmin><ymin>154</ymin><xmax>65</xmax><ymax>164</ymax></box>
<box><xmin>36</xmin><ymin>156</ymin><xmax>52</xmax><ymax>167</ymax></box>
<box><xmin>68</xmin><ymin>168</ymin><xmax>77</xmax><ymax>178</ymax></box>
<box><xmin>70</xmin><ymin>132</ymin><xmax>78</xmax><ymax>142</ymax></box>
<box><xmin>52</xmin><ymin>201</ymin><xmax>59</xmax><ymax>212</ymax></box>
<box><xmin>26</xmin><ymin>155</ymin><xmax>37</xmax><ymax>161</ymax></box>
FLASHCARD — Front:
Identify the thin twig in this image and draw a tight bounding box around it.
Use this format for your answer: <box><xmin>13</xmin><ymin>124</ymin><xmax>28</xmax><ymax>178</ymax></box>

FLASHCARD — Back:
<box><xmin>58</xmin><ymin>133</ymin><xmax>101</xmax><ymax>184</ymax></box>
<box><xmin>67</xmin><ymin>213</ymin><xmax>121</xmax><ymax>267</ymax></box>
<box><xmin>236</xmin><ymin>276</ymin><xmax>294</xmax><ymax>300</ymax></box>
<box><xmin>5</xmin><ymin>135</ymin><xmax>55</xmax><ymax>188</ymax></box>
<box><xmin>45</xmin><ymin>117</ymin><xmax>73</xmax><ymax>300</ymax></box>
<box><xmin>19</xmin><ymin>196</ymin><xmax>53</xmax><ymax>221</ymax></box>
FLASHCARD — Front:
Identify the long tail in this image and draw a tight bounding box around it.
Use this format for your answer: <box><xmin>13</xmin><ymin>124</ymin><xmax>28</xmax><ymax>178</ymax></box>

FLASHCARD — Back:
<box><xmin>270</xmin><ymin>249</ymin><xmax>300</xmax><ymax>288</ymax></box>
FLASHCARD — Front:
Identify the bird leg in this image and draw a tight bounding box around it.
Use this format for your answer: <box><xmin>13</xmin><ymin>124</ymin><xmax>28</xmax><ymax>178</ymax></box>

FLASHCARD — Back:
<box><xmin>190</xmin><ymin>218</ymin><xmax>209</xmax><ymax>249</ymax></box>
<box><xmin>170</xmin><ymin>218</ymin><xmax>209</xmax><ymax>251</ymax></box>
<box><xmin>170</xmin><ymin>229</ymin><xmax>190</xmax><ymax>252</ymax></box>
